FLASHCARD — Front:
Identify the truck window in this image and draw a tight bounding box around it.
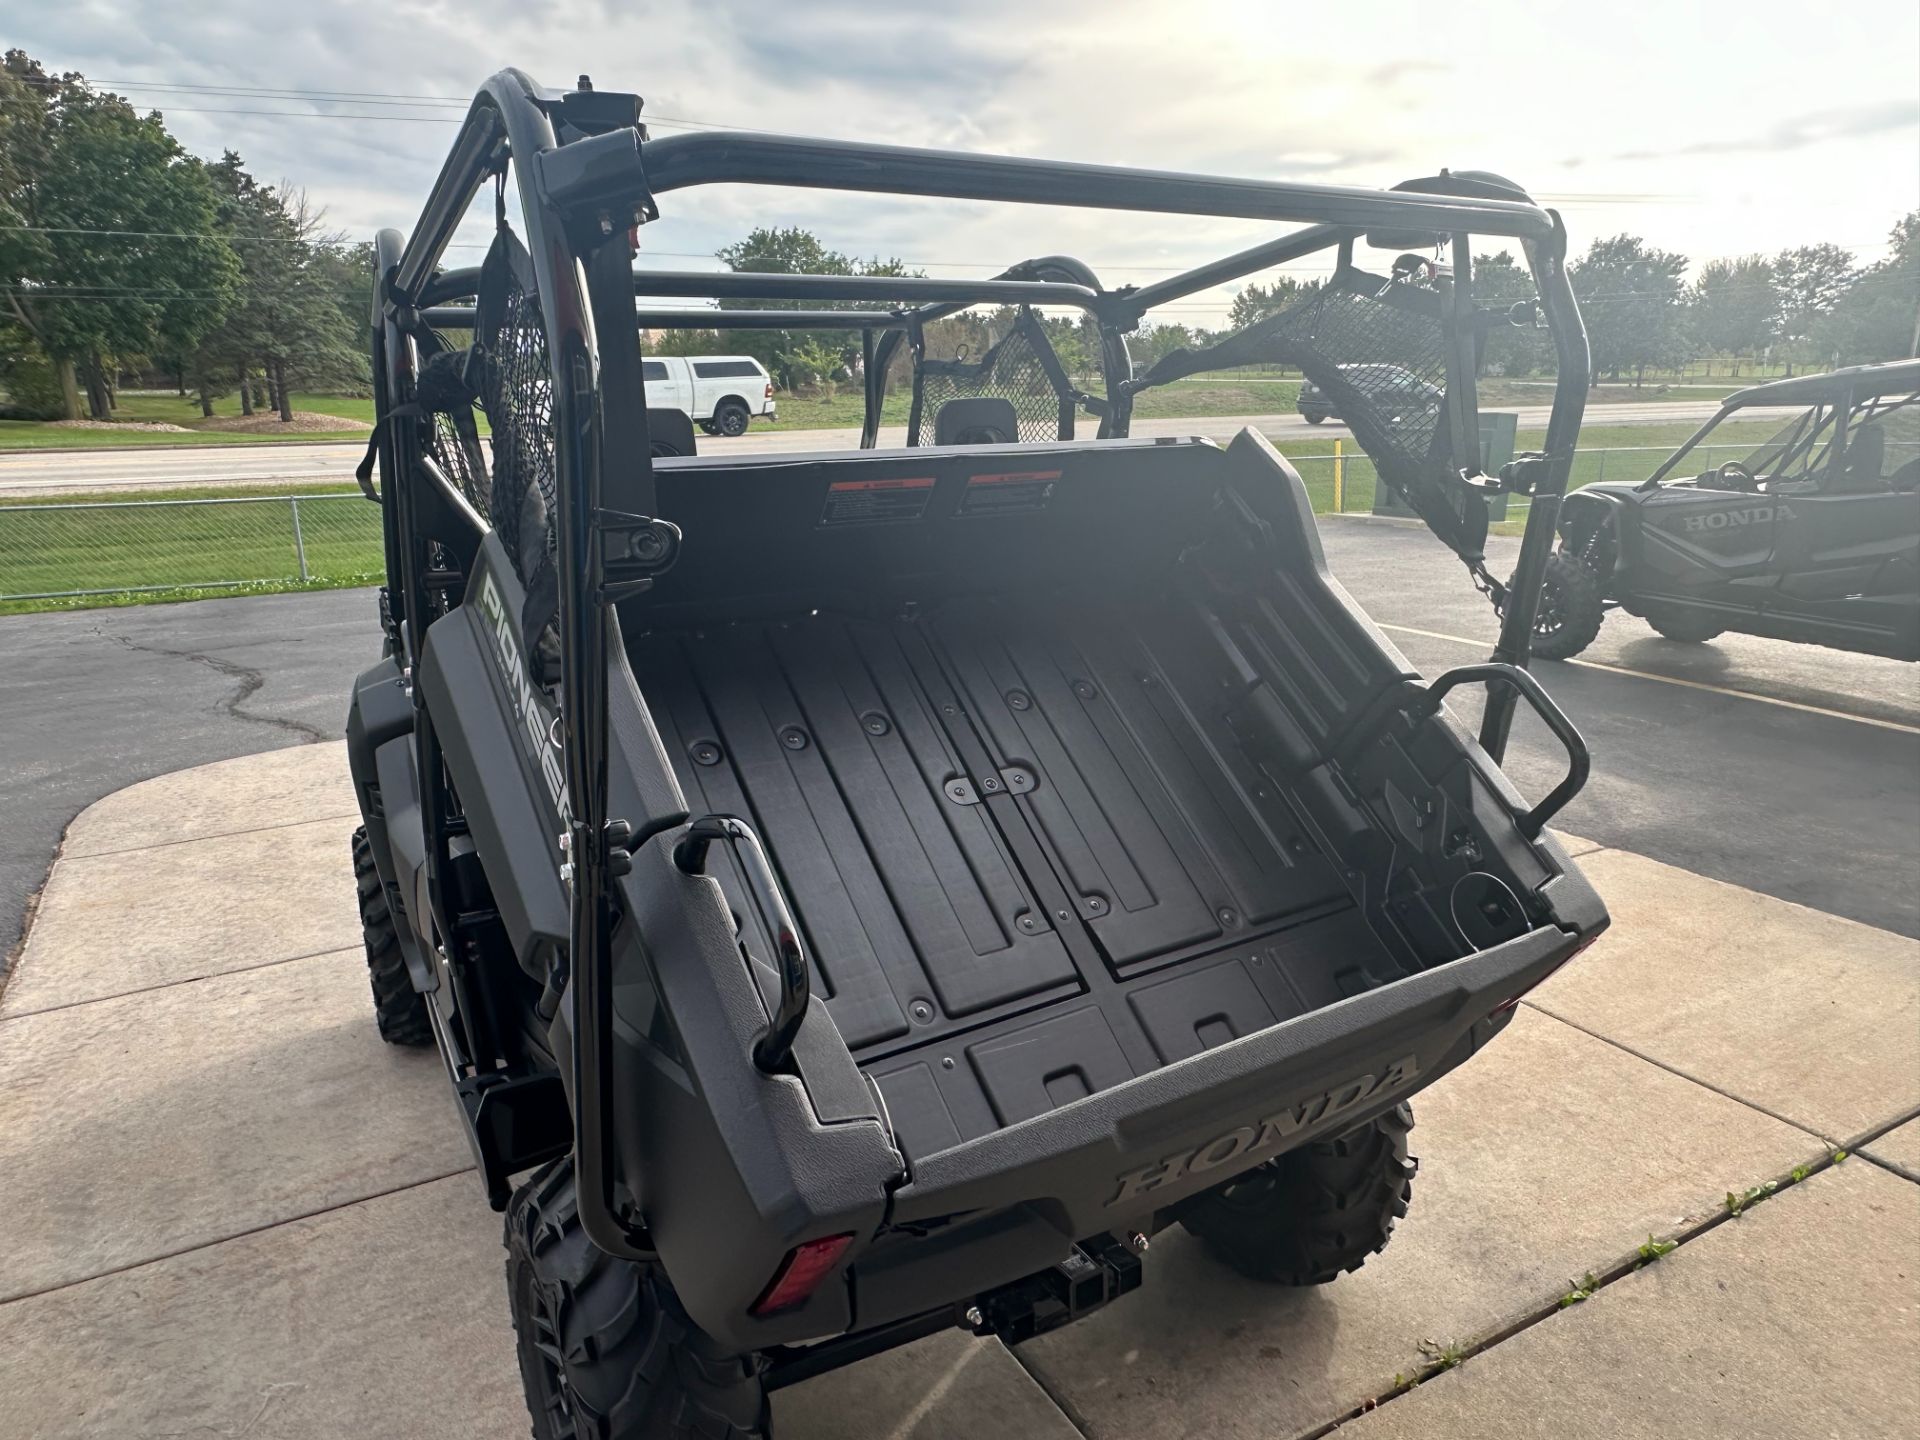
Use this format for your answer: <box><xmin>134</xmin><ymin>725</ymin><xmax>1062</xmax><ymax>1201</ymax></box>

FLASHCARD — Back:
<box><xmin>692</xmin><ymin>360</ymin><xmax>762</xmax><ymax>379</ymax></box>
<box><xmin>641</xmin><ymin>360</ymin><xmax>669</xmax><ymax>382</ymax></box>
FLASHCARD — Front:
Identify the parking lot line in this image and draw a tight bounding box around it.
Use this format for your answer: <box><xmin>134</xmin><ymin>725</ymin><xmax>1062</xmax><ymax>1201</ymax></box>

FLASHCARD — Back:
<box><xmin>1376</xmin><ymin>623</ymin><xmax>1920</xmax><ymax>736</ymax></box>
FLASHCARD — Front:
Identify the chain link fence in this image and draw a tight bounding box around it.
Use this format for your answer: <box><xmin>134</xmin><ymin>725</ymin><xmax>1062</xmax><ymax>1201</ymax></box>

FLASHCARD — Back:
<box><xmin>0</xmin><ymin>493</ymin><xmax>382</xmax><ymax>603</ymax></box>
<box><xmin>7</xmin><ymin>437</ymin><xmax>1917</xmax><ymax>607</ymax></box>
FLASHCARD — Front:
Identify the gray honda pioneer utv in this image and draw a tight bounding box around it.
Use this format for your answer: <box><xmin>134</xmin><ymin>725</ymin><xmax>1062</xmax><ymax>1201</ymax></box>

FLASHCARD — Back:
<box><xmin>1533</xmin><ymin>359</ymin><xmax>1920</xmax><ymax>661</ymax></box>
<box><xmin>348</xmin><ymin>69</ymin><xmax>1607</xmax><ymax>1438</ymax></box>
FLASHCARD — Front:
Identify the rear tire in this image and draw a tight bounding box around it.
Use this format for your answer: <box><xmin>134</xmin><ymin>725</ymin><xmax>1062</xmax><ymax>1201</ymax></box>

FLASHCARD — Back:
<box><xmin>1528</xmin><ymin>551</ymin><xmax>1606</xmax><ymax>661</ymax></box>
<box><xmin>1178</xmin><ymin>1104</ymin><xmax>1416</xmax><ymax>1285</ymax></box>
<box><xmin>506</xmin><ymin>1161</ymin><xmax>769</xmax><ymax>1440</ymax></box>
<box><xmin>1646</xmin><ymin>610</ymin><xmax>1724</xmax><ymax>644</ymax></box>
<box><xmin>352</xmin><ymin>826</ymin><xmax>432</xmax><ymax>1047</ymax></box>
<box><xmin>1302</xmin><ymin>411</ymin><xmax>1327</xmax><ymax>425</ymax></box>
<box><xmin>714</xmin><ymin>401</ymin><xmax>750</xmax><ymax>438</ymax></box>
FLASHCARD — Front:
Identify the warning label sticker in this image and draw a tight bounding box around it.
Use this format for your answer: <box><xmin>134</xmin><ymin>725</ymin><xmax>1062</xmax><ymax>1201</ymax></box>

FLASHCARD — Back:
<box><xmin>957</xmin><ymin>469</ymin><xmax>1061</xmax><ymax>517</ymax></box>
<box><xmin>819</xmin><ymin>475</ymin><xmax>936</xmax><ymax>528</ymax></box>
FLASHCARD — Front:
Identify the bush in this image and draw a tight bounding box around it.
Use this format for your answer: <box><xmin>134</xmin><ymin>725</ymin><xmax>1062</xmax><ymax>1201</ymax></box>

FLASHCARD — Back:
<box><xmin>0</xmin><ymin>346</ymin><xmax>67</xmax><ymax>420</ymax></box>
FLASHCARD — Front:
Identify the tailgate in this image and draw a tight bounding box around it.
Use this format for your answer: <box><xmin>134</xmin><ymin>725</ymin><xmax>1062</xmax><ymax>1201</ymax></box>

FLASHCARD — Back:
<box><xmin>850</xmin><ymin>919</ymin><xmax>1589</xmax><ymax>1319</ymax></box>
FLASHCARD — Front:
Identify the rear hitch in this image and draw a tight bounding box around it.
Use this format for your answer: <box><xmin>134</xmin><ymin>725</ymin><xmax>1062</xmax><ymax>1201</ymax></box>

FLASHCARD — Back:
<box><xmin>970</xmin><ymin>1235</ymin><xmax>1145</xmax><ymax>1344</ymax></box>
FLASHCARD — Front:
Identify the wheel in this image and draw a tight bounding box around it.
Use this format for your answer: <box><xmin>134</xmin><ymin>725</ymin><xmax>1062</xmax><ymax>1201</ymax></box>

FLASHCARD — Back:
<box><xmin>1646</xmin><ymin>610</ymin><xmax>1724</xmax><ymax>644</ymax></box>
<box><xmin>1527</xmin><ymin>550</ymin><xmax>1606</xmax><ymax>661</ymax></box>
<box><xmin>1302</xmin><ymin>412</ymin><xmax>1327</xmax><ymax>425</ymax></box>
<box><xmin>1178</xmin><ymin>1104</ymin><xmax>1416</xmax><ymax>1285</ymax></box>
<box><xmin>714</xmin><ymin>401</ymin><xmax>750</xmax><ymax>438</ymax></box>
<box><xmin>352</xmin><ymin>826</ymin><xmax>432</xmax><ymax>1047</ymax></box>
<box><xmin>697</xmin><ymin>420</ymin><xmax>718</xmax><ymax>436</ymax></box>
<box><xmin>506</xmin><ymin>1161</ymin><xmax>769</xmax><ymax>1440</ymax></box>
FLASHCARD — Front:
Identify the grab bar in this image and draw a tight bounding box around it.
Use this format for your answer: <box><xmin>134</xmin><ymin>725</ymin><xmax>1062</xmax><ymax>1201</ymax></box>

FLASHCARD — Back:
<box><xmin>672</xmin><ymin>814</ymin><xmax>811</xmax><ymax>1071</ymax></box>
<box><xmin>1411</xmin><ymin>663</ymin><xmax>1590</xmax><ymax>838</ymax></box>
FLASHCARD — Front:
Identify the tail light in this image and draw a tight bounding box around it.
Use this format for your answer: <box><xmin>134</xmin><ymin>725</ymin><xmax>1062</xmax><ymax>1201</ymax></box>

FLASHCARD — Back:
<box><xmin>765</xmin><ymin>382</ymin><xmax>774</xmax><ymax>399</ymax></box>
<box><xmin>750</xmin><ymin>1233</ymin><xmax>854</xmax><ymax>1317</ymax></box>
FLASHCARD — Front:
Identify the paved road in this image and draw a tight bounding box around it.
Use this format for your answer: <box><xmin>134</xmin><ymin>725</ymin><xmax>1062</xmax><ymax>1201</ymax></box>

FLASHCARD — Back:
<box><xmin>0</xmin><ymin>399</ymin><xmax>1781</xmax><ymax>496</ymax></box>
<box><xmin>4</xmin><ymin>511</ymin><xmax>1914</xmax><ymax>967</ymax></box>
<box><xmin>0</xmin><ymin>589</ymin><xmax>378</xmax><ymax>968</ymax></box>
<box><xmin>1320</xmin><ymin>520</ymin><xmax>1920</xmax><ymax>939</ymax></box>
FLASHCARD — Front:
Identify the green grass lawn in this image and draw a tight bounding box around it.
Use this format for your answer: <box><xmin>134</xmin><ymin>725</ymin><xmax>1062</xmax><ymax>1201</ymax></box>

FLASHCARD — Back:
<box><xmin>0</xmin><ymin>487</ymin><xmax>382</xmax><ymax>615</ymax></box>
<box><xmin>0</xmin><ymin>391</ymin><xmax>374</xmax><ymax>450</ymax></box>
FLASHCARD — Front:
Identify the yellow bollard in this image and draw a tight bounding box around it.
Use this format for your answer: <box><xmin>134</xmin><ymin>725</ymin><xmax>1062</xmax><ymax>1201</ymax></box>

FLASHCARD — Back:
<box><xmin>1333</xmin><ymin>439</ymin><xmax>1344</xmax><ymax>512</ymax></box>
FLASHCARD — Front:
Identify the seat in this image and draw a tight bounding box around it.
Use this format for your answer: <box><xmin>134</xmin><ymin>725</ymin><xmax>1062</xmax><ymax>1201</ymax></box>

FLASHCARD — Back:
<box><xmin>1827</xmin><ymin>423</ymin><xmax>1887</xmax><ymax>494</ymax></box>
<box><xmin>649</xmin><ymin>407</ymin><xmax>699</xmax><ymax>458</ymax></box>
<box><xmin>934</xmin><ymin>397</ymin><xmax>1019</xmax><ymax>446</ymax></box>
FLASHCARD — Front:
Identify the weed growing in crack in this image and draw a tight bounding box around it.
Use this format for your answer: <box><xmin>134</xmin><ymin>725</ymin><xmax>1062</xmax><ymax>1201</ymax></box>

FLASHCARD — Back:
<box><xmin>1724</xmin><ymin>1180</ymin><xmax>1778</xmax><ymax>1217</ymax></box>
<box><xmin>1558</xmin><ymin>1272</ymin><xmax>1600</xmax><ymax>1308</ymax></box>
<box><xmin>1635</xmin><ymin>1235</ymin><xmax>1677</xmax><ymax>1266</ymax></box>
<box><xmin>1417</xmin><ymin>1339</ymin><xmax>1466</xmax><ymax>1371</ymax></box>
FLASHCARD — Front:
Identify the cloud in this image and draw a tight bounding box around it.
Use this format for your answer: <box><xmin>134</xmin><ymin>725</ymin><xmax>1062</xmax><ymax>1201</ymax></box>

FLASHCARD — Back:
<box><xmin>1598</xmin><ymin>101</ymin><xmax>1920</xmax><ymax>163</ymax></box>
<box><xmin>8</xmin><ymin>1</ymin><xmax>1918</xmax><ymax>324</ymax></box>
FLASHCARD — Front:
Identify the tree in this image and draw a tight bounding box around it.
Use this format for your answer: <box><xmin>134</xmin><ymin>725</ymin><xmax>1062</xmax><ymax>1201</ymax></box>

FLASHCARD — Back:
<box><xmin>188</xmin><ymin>156</ymin><xmax>363</xmax><ymax>422</ymax></box>
<box><xmin>1471</xmin><ymin>251</ymin><xmax>1552</xmax><ymax>378</ymax></box>
<box><xmin>0</xmin><ymin>52</ymin><xmax>238</xmax><ymax>418</ymax></box>
<box><xmin>1130</xmin><ymin>321</ymin><xmax>1197</xmax><ymax>369</ymax></box>
<box><xmin>1808</xmin><ymin>212</ymin><xmax>1920</xmax><ymax>364</ymax></box>
<box><xmin>707</xmin><ymin>226</ymin><xmax>914</xmax><ymax>388</ymax></box>
<box><xmin>1770</xmin><ymin>242</ymin><xmax>1857</xmax><ymax>369</ymax></box>
<box><xmin>1570</xmin><ymin>235</ymin><xmax>1690</xmax><ymax>386</ymax></box>
<box><xmin>1690</xmin><ymin>255</ymin><xmax>1776</xmax><ymax>370</ymax></box>
<box><xmin>1228</xmin><ymin>275</ymin><xmax>1318</xmax><ymax>330</ymax></box>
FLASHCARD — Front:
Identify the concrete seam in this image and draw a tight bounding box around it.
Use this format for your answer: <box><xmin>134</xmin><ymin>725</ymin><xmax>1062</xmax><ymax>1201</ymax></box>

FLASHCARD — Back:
<box><xmin>1855</xmin><ymin>1151</ymin><xmax>1920</xmax><ymax>1186</ymax></box>
<box><xmin>1289</xmin><ymin>1138</ymin><xmax>1872</xmax><ymax>1438</ymax></box>
<box><xmin>0</xmin><ymin>1166</ymin><xmax>477</xmax><ymax>1308</ymax></box>
<box><xmin>62</xmin><ymin>809</ymin><xmax>361</xmax><ymax>862</ymax></box>
<box><xmin>0</xmin><ymin>944</ymin><xmax>361</xmax><ymax>1023</ymax></box>
<box><xmin>1002</xmin><ymin>1340</ymin><xmax>1094</xmax><ymax>1438</ymax></box>
<box><xmin>1521</xmin><ymin>998</ymin><xmax>1836</xmax><ymax>1144</ymax></box>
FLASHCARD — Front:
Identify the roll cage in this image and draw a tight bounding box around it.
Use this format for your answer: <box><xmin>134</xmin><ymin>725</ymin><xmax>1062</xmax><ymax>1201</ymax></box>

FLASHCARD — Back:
<box><xmin>370</xmin><ymin>68</ymin><xmax>1590</xmax><ymax>1262</ymax></box>
<box><xmin>1641</xmin><ymin>360</ymin><xmax>1920</xmax><ymax>491</ymax></box>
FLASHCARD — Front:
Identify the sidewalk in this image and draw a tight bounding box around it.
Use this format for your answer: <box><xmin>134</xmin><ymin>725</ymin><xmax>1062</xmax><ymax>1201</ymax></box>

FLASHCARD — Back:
<box><xmin>1</xmin><ymin>743</ymin><xmax>1914</xmax><ymax>1438</ymax></box>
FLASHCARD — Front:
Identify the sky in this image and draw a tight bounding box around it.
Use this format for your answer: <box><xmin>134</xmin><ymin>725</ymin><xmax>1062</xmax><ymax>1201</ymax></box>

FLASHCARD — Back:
<box><xmin>10</xmin><ymin>0</ymin><xmax>1919</xmax><ymax>327</ymax></box>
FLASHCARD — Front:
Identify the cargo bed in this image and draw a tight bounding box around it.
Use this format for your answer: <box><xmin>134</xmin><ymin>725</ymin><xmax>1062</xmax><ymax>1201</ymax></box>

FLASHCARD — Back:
<box><xmin>618</xmin><ymin>433</ymin><xmax>1587</xmax><ymax>1169</ymax></box>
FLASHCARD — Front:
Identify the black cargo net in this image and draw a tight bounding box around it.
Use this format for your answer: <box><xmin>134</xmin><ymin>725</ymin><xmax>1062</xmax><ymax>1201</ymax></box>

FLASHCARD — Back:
<box><xmin>471</xmin><ymin>230</ymin><xmax>557</xmax><ymax>589</ymax></box>
<box><xmin>414</xmin><ymin>335</ymin><xmax>491</xmax><ymax>523</ymax></box>
<box><xmin>1130</xmin><ymin>268</ymin><xmax>1488</xmax><ymax>560</ymax></box>
<box><xmin>911</xmin><ymin>309</ymin><xmax>1074</xmax><ymax>446</ymax></box>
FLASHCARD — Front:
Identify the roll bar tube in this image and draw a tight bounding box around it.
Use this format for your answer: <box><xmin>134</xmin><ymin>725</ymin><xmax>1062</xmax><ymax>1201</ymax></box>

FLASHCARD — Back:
<box><xmin>420</xmin><ymin>305</ymin><xmax>906</xmax><ymax>331</ymax></box>
<box><xmin>1479</xmin><ymin>215</ymin><xmax>1591</xmax><ymax>760</ymax></box>
<box><xmin>639</xmin><ymin>131</ymin><xmax>1560</xmax><ymax>241</ymax></box>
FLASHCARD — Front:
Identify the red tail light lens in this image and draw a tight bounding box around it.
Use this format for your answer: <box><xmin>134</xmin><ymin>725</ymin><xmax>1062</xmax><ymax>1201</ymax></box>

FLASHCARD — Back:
<box><xmin>750</xmin><ymin>1233</ymin><xmax>854</xmax><ymax>1317</ymax></box>
<box><xmin>765</xmin><ymin>382</ymin><xmax>774</xmax><ymax>398</ymax></box>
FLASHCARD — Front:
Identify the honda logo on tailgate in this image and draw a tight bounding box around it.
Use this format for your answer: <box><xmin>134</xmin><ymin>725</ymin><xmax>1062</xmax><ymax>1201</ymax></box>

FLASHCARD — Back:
<box><xmin>1107</xmin><ymin>1055</ymin><xmax>1420</xmax><ymax>1207</ymax></box>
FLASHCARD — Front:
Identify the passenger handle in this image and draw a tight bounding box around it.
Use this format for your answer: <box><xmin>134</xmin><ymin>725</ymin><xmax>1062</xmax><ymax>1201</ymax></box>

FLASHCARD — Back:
<box><xmin>672</xmin><ymin>815</ymin><xmax>811</xmax><ymax>1072</ymax></box>
<box><xmin>1413</xmin><ymin>664</ymin><xmax>1590</xmax><ymax>838</ymax></box>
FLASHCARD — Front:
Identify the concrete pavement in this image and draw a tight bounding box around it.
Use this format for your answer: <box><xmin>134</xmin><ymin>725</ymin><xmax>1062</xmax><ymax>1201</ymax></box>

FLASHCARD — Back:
<box><xmin>1</xmin><ymin>744</ymin><xmax>1913</xmax><ymax>1438</ymax></box>
<box><xmin>0</xmin><ymin>398</ymin><xmax>1779</xmax><ymax>495</ymax></box>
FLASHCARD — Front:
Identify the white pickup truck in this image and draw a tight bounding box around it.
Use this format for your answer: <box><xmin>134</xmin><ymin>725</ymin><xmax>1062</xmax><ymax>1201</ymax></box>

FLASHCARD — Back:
<box><xmin>639</xmin><ymin>354</ymin><xmax>777</xmax><ymax>436</ymax></box>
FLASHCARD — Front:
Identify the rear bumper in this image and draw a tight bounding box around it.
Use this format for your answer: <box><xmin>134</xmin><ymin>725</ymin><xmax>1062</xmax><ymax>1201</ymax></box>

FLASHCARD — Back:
<box><xmin>678</xmin><ymin>885</ymin><xmax>1599</xmax><ymax>1351</ymax></box>
<box><xmin>841</xmin><ymin>913</ymin><xmax>1593</xmax><ymax>1330</ymax></box>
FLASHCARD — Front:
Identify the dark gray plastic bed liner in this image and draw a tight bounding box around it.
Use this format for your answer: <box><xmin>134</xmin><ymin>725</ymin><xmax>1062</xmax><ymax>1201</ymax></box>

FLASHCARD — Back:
<box><xmin>629</xmin><ymin>591</ymin><xmax>1394</xmax><ymax>1160</ymax></box>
